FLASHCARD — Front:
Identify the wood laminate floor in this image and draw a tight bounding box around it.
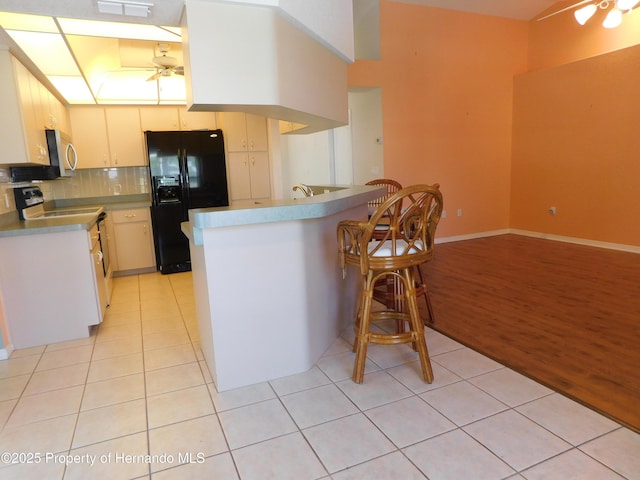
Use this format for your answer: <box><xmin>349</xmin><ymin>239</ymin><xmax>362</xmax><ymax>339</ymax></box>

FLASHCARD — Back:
<box><xmin>420</xmin><ymin>234</ymin><xmax>640</xmax><ymax>432</ymax></box>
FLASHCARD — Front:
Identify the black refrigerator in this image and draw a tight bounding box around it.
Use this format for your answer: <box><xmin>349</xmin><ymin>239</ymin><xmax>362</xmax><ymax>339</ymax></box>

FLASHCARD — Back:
<box><xmin>146</xmin><ymin>130</ymin><xmax>229</xmax><ymax>274</ymax></box>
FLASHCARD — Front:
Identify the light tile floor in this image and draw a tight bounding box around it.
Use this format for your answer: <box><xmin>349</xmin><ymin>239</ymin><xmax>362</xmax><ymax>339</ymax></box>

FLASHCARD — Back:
<box><xmin>0</xmin><ymin>272</ymin><xmax>638</xmax><ymax>479</ymax></box>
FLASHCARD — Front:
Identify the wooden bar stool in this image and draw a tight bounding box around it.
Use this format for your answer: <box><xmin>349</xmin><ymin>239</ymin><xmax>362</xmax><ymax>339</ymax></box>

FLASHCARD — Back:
<box><xmin>338</xmin><ymin>184</ymin><xmax>444</xmax><ymax>383</ymax></box>
<box><xmin>366</xmin><ymin>179</ymin><xmax>439</xmax><ymax>325</ymax></box>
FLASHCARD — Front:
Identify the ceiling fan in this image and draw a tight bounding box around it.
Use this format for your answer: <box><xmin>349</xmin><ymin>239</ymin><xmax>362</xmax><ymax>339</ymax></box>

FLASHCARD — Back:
<box><xmin>537</xmin><ymin>0</ymin><xmax>640</xmax><ymax>25</ymax></box>
<box><xmin>146</xmin><ymin>43</ymin><xmax>184</xmax><ymax>81</ymax></box>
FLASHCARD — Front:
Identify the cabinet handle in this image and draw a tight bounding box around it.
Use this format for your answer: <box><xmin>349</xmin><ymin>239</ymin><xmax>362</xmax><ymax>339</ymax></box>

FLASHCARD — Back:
<box><xmin>143</xmin><ymin>224</ymin><xmax>147</xmax><ymax>234</ymax></box>
<box><xmin>124</xmin><ymin>214</ymin><xmax>137</xmax><ymax>218</ymax></box>
<box><xmin>113</xmin><ymin>153</ymin><xmax>118</xmax><ymax>165</ymax></box>
<box><xmin>249</xmin><ymin>140</ymin><xmax>254</xmax><ymax>150</ymax></box>
<box><xmin>37</xmin><ymin>144</ymin><xmax>47</xmax><ymax>161</ymax></box>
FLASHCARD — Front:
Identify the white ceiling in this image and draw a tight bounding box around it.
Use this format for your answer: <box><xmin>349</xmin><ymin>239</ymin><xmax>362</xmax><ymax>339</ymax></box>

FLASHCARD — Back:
<box><xmin>389</xmin><ymin>0</ymin><xmax>561</xmax><ymax>21</ymax></box>
<box><xmin>0</xmin><ymin>0</ymin><xmax>562</xmax><ymax>26</ymax></box>
<box><xmin>0</xmin><ymin>0</ymin><xmax>564</xmax><ymax>105</ymax></box>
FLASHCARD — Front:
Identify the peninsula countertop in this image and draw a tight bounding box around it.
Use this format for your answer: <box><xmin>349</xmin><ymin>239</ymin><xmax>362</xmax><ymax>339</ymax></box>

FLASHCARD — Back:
<box><xmin>183</xmin><ymin>184</ymin><xmax>384</xmax><ymax>245</ymax></box>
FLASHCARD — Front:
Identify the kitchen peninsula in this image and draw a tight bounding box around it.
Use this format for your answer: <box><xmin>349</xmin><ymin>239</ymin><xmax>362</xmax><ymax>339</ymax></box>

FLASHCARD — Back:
<box><xmin>182</xmin><ymin>185</ymin><xmax>383</xmax><ymax>391</ymax></box>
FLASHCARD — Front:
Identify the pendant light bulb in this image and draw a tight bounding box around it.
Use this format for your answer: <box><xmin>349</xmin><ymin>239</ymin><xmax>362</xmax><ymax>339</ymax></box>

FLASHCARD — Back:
<box><xmin>616</xmin><ymin>0</ymin><xmax>640</xmax><ymax>11</ymax></box>
<box><xmin>603</xmin><ymin>7</ymin><xmax>623</xmax><ymax>27</ymax></box>
<box><xmin>574</xmin><ymin>3</ymin><xmax>598</xmax><ymax>24</ymax></box>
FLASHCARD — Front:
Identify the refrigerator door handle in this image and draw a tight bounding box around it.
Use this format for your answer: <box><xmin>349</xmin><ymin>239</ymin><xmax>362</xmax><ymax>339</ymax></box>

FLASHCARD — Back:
<box><xmin>182</xmin><ymin>148</ymin><xmax>190</xmax><ymax>186</ymax></box>
<box><xmin>180</xmin><ymin>148</ymin><xmax>190</xmax><ymax>208</ymax></box>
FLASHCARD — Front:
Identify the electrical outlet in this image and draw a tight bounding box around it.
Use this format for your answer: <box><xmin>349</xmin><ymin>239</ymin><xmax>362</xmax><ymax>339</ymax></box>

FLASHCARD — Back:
<box><xmin>441</xmin><ymin>210</ymin><xmax>447</xmax><ymax>219</ymax></box>
<box><xmin>457</xmin><ymin>208</ymin><xmax>462</xmax><ymax>217</ymax></box>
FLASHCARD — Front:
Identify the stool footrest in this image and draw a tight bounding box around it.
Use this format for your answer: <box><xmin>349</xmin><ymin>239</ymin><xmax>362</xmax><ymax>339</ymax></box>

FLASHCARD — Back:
<box><xmin>367</xmin><ymin>331</ymin><xmax>418</xmax><ymax>345</ymax></box>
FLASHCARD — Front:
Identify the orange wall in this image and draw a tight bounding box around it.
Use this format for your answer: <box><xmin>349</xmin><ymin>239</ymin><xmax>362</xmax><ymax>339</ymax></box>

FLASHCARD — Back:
<box><xmin>349</xmin><ymin>1</ymin><xmax>639</xmax><ymax>245</ymax></box>
<box><xmin>512</xmin><ymin>5</ymin><xmax>640</xmax><ymax>246</ymax></box>
<box><xmin>349</xmin><ymin>1</ymin><xmax>528</xmax><ymax>238</ymax></box>
<box><xmin>511</xmin><ymin>43</ymin><xmax>640</xmax><ymax>246</ymax></box>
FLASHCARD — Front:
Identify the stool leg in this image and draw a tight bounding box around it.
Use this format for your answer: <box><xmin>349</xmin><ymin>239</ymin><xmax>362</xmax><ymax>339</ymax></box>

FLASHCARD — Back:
<box><xmin>393</xmin><ymin>272</ymin><xmax>406</xmax><ymax>333</ymax></box>
<box><xmin>416</xmin><ymin>264</ymin><xmax>436</xmax><ymax>324</ymax></box>
<box><xmin>403</xmin><ymin>268</ymin><xmax>434</xmax><ymax>383</ymax></box>
<box><xmin>353</xmin><ymin>271</ymin><xmax>374</xmax><ymax>383</ymax></box>
<box><xmin>352</xmin><ymin>285</ymin><xmax>366</xmax><ymax>353</ymax></box>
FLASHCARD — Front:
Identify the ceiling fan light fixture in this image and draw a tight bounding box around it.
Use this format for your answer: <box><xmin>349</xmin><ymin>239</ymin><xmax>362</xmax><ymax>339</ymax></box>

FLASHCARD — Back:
<box><xmin>574</xmin><ymin>3</ymin><xmax>598</xmax><ymax>24</ymax></box>
<box><xmin>602</xmin><ymin>7</ymin><xmax>624</xmax><ymax>27</ymax></box>
<box><xmin>616</xmin><ymin>0</ymin><xmax>640</xmax><ymax>10</ymax></box>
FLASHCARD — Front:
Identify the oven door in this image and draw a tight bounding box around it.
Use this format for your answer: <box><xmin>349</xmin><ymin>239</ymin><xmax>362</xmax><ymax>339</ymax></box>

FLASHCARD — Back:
<box><xmin>97</xmin><ymin>213</ymin><xmax>110</xmax><ymax>276</ymax></box>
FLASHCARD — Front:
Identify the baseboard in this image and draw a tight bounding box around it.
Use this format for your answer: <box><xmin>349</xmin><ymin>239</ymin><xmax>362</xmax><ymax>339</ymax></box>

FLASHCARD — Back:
<box><xmin>436</xmin><ymin>229</ymin><xmax>510</xmax><ymax>244</ymax></box>
<box><xmin>0</xmin><ymin>343</ymin><xmax>14</xmax><ymax>360</ymax></box>
<box><xmin>112</xmin><ymin>266</ymin><xmax>157</xmax><ymax>277</ymax></box>
<box><xmin>436</xmin><ymin>228</ymin><xmax>640</xmax><ymax>254</ymax></box>
<box><xmin>511</xmin><ymin>229</ymin><xmax>640</xmax><ymax>254</ymax></box>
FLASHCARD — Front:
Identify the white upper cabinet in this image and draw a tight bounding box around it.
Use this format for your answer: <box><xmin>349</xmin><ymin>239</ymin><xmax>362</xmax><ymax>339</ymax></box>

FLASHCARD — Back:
<box><xmin>139</xmin><ymin>107</ymin><xmax>180</xmax><ymax>131</ymax></box>
<box><xmin>139</xmin><ymin>106</ymin><xmax>217</xmax><ymax>132</ymax></box>
<box><xmin>218</xmin><ymin>112</ymin><xmax>271</xmax><ymax>201</ymax></box>
<box><xmin>219</xmin><ymin>112</ymin><xmax>268</xmax><ymax>152</ymax></box>
<box><xmin>69</xmin><ymin>106</ymin><xmax>146</xmax><ymax>168</ymax></box>
<box><xmin>0</xmin><ymin>51</ymin><xmax>50</xmax><ymax>166</ymax></box>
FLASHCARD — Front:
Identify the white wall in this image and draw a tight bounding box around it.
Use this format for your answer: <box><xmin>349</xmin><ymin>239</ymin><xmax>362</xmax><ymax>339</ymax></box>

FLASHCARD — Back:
<box><xmin>183</xmin><ymin>0</ymin><xmax>350</xmax><ymax>132</ymax></box>
<box><xmin>349</xmin><ymin>88</ymin><xmax>383</xmax><ymax>184</ymax></box>
<box><xmin>218</xmin><ymin>0</ymin><xmax>355</xmax><ymax>61</ymax></box>
<box><xmin>278</xmin><ymin>87</ymin><xmax>383</xmax><ymax>196</ymax></box>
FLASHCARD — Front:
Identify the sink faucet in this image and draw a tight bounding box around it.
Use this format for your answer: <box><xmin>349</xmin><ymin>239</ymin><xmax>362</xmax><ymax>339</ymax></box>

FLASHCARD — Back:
<box><xmin>292</xmin><ymin>184</ymin><xmax>314</xmax><ymax>197</ymax></box>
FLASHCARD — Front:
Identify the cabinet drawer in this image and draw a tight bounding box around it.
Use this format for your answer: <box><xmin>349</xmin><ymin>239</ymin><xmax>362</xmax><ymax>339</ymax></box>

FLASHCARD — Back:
<box><xmin>111</xmin><ymin>208</ymin><xmax>150</xmax><ymax>223</ymax></box>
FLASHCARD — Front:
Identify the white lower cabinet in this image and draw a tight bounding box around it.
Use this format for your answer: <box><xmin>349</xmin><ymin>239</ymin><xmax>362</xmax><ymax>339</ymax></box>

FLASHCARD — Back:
<box><xmin>108</xmin><ymin>208</ymin><xmax>156</xmax><ymax>274</ymax></box>
<box><xmin>0</xmin><ymin>228</ymin><xmax>103</xmax><ymax>349</ymax></box>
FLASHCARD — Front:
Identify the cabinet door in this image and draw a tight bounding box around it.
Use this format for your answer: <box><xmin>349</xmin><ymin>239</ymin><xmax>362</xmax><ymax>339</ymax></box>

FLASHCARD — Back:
<box><xmin>228</xmin><ymin>152</ymin><xmax>271</xmax><ymax>201</ymax></box>
<box><xmin>140</xmin><ymin>106</ymin><xmax>180</xmax><ymax>131</ymax></box>
<box><xmin>178</xmin><ymin>108</ymin><xmax>217</xmax><ymax>130</ymax></box>
<box><xmin>227</xmin><ymin>152</ymin><xmax>252</xmax><ymax>201</ymax></box>
<box><xmin>44</xmin><ymin>91</ymin><xmax>70</xmax><ymax>135</ymax></box>
<box><xmin>113</xmin><ymin>221</ymin><xmax>155</xmax><ymax>270</ymax></box>
<box><xmin>218</xmin><ymin>112</ymin><xmax>248</xmax><ymax>152</ymax></box>
<box><xmin>39</xmin><ymin>83</ymin><xmax>54</xmax><ymax>129</ymax></box>
<box><xmin>10</xmin><ymin>59</ymin><xmax>36</xmax><ymax>164</ymax></box>
<box><xmin>29</xmin><ymin>75</ymin><xmax>48</xmax><ymax>161</ymax></box>
<box><xmin>111</xmin><ymin>208</ymin><xmax>156</xmax><ymax>272</ymax></box>
<box><xmin>245</xmin><ymin>113</ymin><xmax>268</xmax><ymax>151</ymax></box>
<box><xmin>69</xmin><ymin>107</ymin><xmax>110</xmax><ymax>168</ymax></box>
<box><xmin>105</xmin><ymin>107</ymin><xmax>145</xmax><ymax>167</ymax></box>
<box><xmin>249</xmin><ymin>152</ymin><xmax>271</xmax><ymax>199</ymax></box>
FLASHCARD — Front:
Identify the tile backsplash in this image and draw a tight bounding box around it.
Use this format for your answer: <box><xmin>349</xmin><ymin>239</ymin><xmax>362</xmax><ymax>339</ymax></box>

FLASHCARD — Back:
<box><xmin>0</xmin><ymin>166</ymin><xmax>150</xmax><ymax>215</ymax></box>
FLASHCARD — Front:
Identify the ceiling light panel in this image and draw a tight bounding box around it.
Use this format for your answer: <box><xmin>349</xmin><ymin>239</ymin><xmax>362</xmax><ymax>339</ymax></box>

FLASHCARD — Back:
<box><xmin>158</xmin><ymin>75</ymin><xmax>186</xmax><ymax>104</ymax></box>
<box><xmin>96</xmin><ymin>70</ymin><xmax>160</xmax><ymax>103</ymax></box>
<box><xmin>5</xmin><ymin>30</ymin><xmax>81</xmax><ymax>76</ymax></box>
<box><xmin>57</xmin><ymin>17</ymin><xmax>180</xmax><ymax>42</ymax></box>
<box><xmin>0</xmin><ymin>12</ymin><xmax>58</xmax><ymax>33</ymax></box>
<box><xmin>48</xmin><ymin>76</ymin><xmax>96</xmax><ymax>104</ymax></box>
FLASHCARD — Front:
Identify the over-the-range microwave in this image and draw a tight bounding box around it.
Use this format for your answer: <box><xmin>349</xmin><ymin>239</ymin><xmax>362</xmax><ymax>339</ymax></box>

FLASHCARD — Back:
<box><xmin>10</xmin><ymin>129</ymin><xmax>79</xmax><ymax>182</ymax></box>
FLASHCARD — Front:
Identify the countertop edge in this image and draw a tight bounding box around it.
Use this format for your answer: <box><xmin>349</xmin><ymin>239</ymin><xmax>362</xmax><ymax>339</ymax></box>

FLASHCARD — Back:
<box><xmin>0</xmin><ymin>195</ymin><xmax>152</xmax><ymax>237</ymax></box>
<box><xmin>188</xmin><ymin>185</ymin><xmax>383</xmax><ymax>231</ymax></box>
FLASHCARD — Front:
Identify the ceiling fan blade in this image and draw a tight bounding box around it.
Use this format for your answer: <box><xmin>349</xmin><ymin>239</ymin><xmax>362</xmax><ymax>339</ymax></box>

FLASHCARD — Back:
<box><xmin>174</xmin><ymin>66</ymin><xmax>184</xmax><ymax>75</ymax></box>
<box><xmin>536</xmin><ymin>0</ymin><xmax>594</xmax><ymax>21</ymax></box>
<box><xmin>146</xmin><ymin>71</ymin><xmax>162</xmax><ymax>81</ymax></box>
